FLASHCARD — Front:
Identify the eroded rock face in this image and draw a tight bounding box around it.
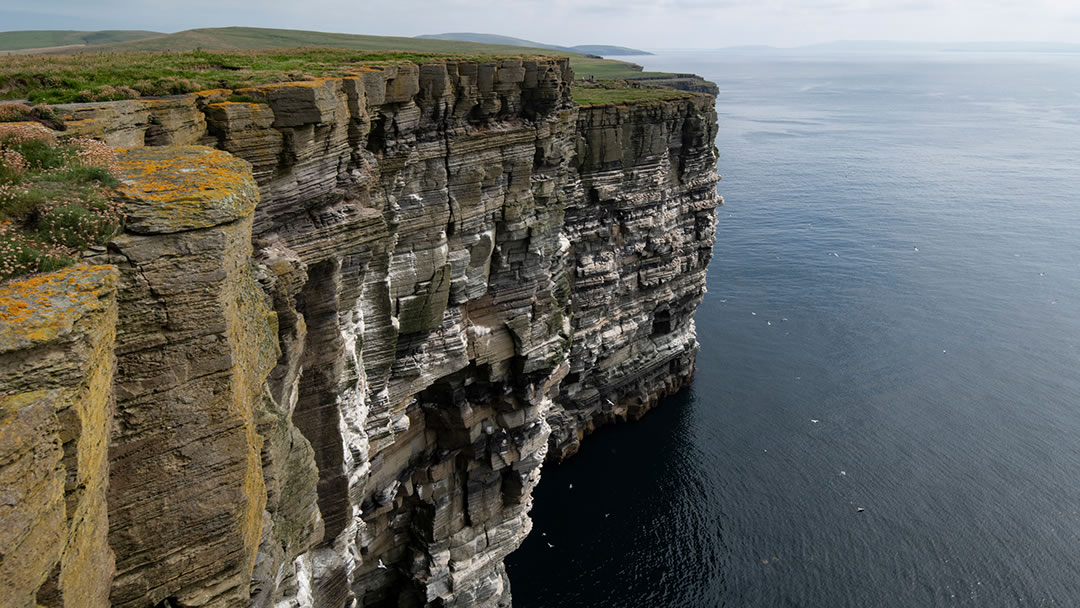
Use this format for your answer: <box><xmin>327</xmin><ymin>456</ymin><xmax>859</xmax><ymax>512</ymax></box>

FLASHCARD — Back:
<box><xmin>550</xmin><ymin>97</ymin><xmax>720</xmax><ymax>459</ymax></box>
<box><xmin>0</xmin><ymin>265</ymin><xmax>119</xmax><ymax>608</ymax></box>
<box><xmin>1</xmin><ymin>58</ymin><xmax>720</xmax><ymax>608</ymax></box>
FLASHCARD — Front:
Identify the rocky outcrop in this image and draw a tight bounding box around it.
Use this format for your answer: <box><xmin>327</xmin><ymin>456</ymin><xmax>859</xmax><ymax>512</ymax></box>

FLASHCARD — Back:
<box><xmin>0</xmin><ymin>58</ymin><xmax>720</xmax><ymax>607</ymax></box>
<box><xmin>631</xmin><ymin>74</ymin><xmax>721</xmax><ymax>96</ymax></box>
<box><xmin>0</xmin><ymin>265</ymin><xmax>119</xmax><ymax>608</ymax></box>
<box><xmin>101</xmin><ymin>146</ymin><xmax>280</xmax><ymax>608</ymax></box>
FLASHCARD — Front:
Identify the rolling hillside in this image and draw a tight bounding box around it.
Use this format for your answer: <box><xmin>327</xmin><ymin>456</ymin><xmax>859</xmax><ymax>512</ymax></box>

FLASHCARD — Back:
<box><xmin>0</xmin><ymin>29</ymin><xmax>161</xmax><ymax>52</ymax></box>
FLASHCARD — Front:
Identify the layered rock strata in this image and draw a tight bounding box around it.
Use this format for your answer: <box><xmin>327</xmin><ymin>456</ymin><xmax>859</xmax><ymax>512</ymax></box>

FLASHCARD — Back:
<box><xmin>0</xmin><ymin>58</ymin><xmax>720</xmax><ymax>607</ymax></box>
<box><xmin>0</xmin><ymin>265</ymin><xmax>119</xmax><ymax>608</ymax></box>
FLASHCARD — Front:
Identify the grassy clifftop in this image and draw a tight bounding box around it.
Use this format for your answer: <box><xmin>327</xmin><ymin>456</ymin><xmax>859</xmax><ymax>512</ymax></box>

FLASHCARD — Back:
<box><xmin>2</xmin><ymin>47</ymin><xmax>551</xmax><ymax>104</ymax></box>
<box><xmin>0</xmin><ymin>27</ymin><xmax>669</xmax><ymax>83</ymax></box>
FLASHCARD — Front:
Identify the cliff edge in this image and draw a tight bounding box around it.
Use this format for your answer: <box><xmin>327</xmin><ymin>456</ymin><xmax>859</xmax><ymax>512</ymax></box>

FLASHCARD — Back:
<box><xmin>0</xmin><ymin>58</ymin><xmax>720</xmax><ymax>607</ymax></box>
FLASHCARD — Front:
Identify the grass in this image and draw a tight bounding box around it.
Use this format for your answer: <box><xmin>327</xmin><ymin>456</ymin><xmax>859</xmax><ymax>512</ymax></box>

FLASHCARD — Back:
<box><xmin>571</xmin><ymin>56</ymin><xmax>673</xmax><ymax>81</ymax></box>
<box><xmin>0</xmin><ymin>121</ymin><xmax>122</xmax><ymax>281</ymax></box>
<box><xmin>0</xmin><ymin>47</ymin><xmax>584</xmax><ymax>104</ymax></box>
<box><xmin>63</xmin><ymin>26</ymin><xmax>565</xmax><ymax>54</ymax></box>
<box><xmin>571</xmin><ymin>85</ymin><xmax>698</xmax><ymax>106</ymax></box>
<box><xmin>0</xmin><ymin>30</ymin><xmax>161</xmax><ymax>52</ymax></box>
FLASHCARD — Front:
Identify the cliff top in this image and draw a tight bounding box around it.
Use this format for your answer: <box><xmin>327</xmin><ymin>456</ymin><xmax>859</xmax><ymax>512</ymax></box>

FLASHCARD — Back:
<box><xmin>572</xmin><ymin>83</ymin><xmax>708</xmax><ymax>107</ymax></box>
<box><xmin>1</xmin><ymin>47</ymin><xmax>577</xmax><ymax>105</ymax></box>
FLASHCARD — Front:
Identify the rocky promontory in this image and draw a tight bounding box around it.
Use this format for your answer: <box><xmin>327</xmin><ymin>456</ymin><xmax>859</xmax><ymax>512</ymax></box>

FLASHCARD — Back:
<box><xmin>0</xmin><ymin>57</ymin><xmax>720</xmax><ymax>607</ymax></box>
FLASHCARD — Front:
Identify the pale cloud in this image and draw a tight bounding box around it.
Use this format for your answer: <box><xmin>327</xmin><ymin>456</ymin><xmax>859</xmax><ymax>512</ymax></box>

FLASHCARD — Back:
<box><xmin>2</xmin><ymin>0</ymin><xmax>1078</xmax><ymax>48</ymax></box>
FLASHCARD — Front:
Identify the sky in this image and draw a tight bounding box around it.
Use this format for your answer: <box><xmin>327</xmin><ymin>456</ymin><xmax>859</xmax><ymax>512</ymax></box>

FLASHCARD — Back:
<box><xmin>2</xmin><ymin>0</ymin><xmax>1079</xmax><ymax>48</ymax></box>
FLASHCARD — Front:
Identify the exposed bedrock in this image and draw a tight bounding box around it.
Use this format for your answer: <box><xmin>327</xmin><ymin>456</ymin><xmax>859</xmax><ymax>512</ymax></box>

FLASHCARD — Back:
<box><xmin>0</xmin><ymin>58</ymin><xmax>720</xmax><ymax>607</ymax></box>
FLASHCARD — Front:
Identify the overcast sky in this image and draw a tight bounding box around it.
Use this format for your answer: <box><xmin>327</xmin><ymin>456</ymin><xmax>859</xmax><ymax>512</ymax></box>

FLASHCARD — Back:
<box><xmin>3</xmin><ymin>0</ymin><xmax>1079</xmax><ymax>48</ymax></box>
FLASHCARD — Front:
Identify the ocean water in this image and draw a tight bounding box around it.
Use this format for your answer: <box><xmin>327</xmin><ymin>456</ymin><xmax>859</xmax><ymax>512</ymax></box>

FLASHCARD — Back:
<box><xmin>506</xmin><ymin>51</ymin><xmax>1080</xmax><ymax>607</ymax></box>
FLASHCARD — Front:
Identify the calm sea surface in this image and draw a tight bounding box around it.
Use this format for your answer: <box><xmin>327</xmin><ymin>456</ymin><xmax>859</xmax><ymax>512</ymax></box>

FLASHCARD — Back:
<box><xmin>506</xmin><ymin>51</ymin><xmax>1080</xmax><ymax>607</ymax></box>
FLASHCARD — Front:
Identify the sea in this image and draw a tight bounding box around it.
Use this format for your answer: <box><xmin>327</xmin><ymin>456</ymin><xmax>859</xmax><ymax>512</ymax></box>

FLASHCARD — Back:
<box><xmin>505</xmin><ymin>50</ymin><xmax>1080</xmax><ymax>607</ymax></box>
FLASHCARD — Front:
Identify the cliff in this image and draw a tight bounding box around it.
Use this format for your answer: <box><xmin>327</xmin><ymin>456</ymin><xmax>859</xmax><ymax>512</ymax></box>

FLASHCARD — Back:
<box><xmin>0</xmin><ymin>58</ymin><xmax>720</xmax><ymax>607</ymax></box>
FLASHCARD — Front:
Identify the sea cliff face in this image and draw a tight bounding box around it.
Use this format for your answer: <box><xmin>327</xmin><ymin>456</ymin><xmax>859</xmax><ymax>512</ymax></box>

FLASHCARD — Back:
<box><xmin>0</xmin><ymin>58</ymin><xmax>719</xmax><ymax>608</ymax></box>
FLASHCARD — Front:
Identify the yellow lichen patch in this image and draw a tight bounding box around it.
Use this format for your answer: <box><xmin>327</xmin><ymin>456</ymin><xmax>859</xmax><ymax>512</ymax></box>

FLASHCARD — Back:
<box><xmin>114</xmin><ymin>145</ymin><xmax>259</xmax><ymax>234</ymax></box>
<box><xmin>194</xmin><ymin>88</ymin><xmax>233</xmax><ymax>97</ymax></box>
<box><xmin>254</xmin><ymin>77</ymin><xmax>337</xmax><ymax>91</ymax></box>
<box><xmin>140</xmin><ymin>96</ymin><xmax>198</xmax><ymax>106</ymax></box>
<box><xmin>0</xmin><ymin>264</ymin><xmax>118</xmax><ymax>353</ymax></box>
<box><xmin>61</xmin><ymin>117</ymin><xmax>106</xmax><ymax>139</ymax></box>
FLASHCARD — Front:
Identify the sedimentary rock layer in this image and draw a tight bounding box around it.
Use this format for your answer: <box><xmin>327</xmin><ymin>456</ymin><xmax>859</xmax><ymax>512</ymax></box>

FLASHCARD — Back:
<box><xmin>0</xmin><ymin>58</ymin><xmax>720</xmax><ymax>607</ymax></box>
<box><xmin>0</xmin><ymin>265</ymin><xmax>119</xmax><ymax>608</ymax></box>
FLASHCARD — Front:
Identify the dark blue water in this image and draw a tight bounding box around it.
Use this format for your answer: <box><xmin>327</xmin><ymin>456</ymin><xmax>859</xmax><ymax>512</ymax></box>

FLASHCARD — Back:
<box><xmin>506</xmin><ymin>51</ymin><xmax>1080</xmax><ymax>607</ymax></box>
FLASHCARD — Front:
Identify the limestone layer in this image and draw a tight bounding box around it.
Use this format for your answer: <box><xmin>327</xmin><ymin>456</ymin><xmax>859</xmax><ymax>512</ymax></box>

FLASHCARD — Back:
<box><xmin>0</xmin><ymin>58</ymin><xmax>720</xmax><ymax>608</ymax></box>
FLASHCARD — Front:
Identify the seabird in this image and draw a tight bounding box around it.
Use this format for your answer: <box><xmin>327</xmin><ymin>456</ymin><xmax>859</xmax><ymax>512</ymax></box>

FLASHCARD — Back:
<box><xmin>377</xmin><ymin>559</ymin><xmax>387</xmax><ymax>569</ymax></box>
<box><xmin>857</xmin><ymin>507</ymin><xmax>865</xmax><ymax>513</ymax></box>
<box><xmin>810</xmin><ymin>419</ymin><xmax>819</xmax><ymax>423</ymax></box>
<box><xmin>767</xmin><ymin>321</ymin><xmax>772</xmax><ymax>326</ymax></box>
<box><xmin>840</xmin><ymin>471</ymin><xmax>847</xmax><ymax>476</ymax></box>
<box><xmin>547</xmin><ymin>542</ymin><xmax>554</xmax><ymax>548</ymax></box>
<box><xmin>751</xmin><ymin>312</ymin><xmax>757</xmax><ymax>316</ymax></box>
<box><xmin>569</xmin><ymin>483</ymin><xmax>573</xmax><ymax>489</ymax></box>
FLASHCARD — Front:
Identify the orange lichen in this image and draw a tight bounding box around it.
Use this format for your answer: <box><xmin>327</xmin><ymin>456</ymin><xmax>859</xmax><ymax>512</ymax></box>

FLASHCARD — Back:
<box><xmin>140</xmin><ymin>96</ymin><xmax>197</xmax><ymax>106</ymax></box>
<box><xmin>113</xmin><ymin>146</ymin><xmax>258</xmax><ymax>234</ymax></box>
<box><xmin>0</xmin><ymin>264</ymin><xmax>118</xmax><ymax>351</ymax></box>
<box><xmin>254</xmin><ymin>77</ymin><xmax>337</xmax><ymax>91</ymax></box>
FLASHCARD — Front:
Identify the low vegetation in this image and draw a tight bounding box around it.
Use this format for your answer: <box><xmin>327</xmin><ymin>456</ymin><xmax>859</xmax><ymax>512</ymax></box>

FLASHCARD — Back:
<box><xmin>0</xmin><ymin>119</ymin><xmax>121</xmax><ymax>281</ymax></box>
<box><xmin>0</xmin><ymin>47</ymin><xmax>572</xmax><ymax>104</ymax></box>
<box><xmin>0</xmin><ymin>102</ymin><xmax>65</xmax><ymax>128</ymax></box>
<box><xmin>572</xmin><ymin>84</ymin><xmax>697</xmax><ymax>106</ymax></box>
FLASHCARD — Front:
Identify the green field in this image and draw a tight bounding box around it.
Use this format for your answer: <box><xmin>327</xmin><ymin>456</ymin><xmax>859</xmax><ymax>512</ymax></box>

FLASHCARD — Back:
<box><xmin>0</xmin><ymin>30</ymin><xmax>161</xmax><ymax>51</ymax></box>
